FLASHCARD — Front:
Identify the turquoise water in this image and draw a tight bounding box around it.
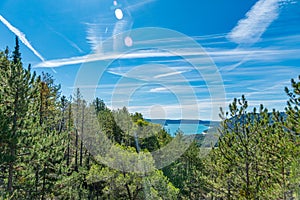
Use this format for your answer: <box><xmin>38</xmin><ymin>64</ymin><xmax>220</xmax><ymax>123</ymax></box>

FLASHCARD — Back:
<box><xmin>164</xmin><ymin>123</ymin><xmax>208</xmax><ymax>136</ymax></box>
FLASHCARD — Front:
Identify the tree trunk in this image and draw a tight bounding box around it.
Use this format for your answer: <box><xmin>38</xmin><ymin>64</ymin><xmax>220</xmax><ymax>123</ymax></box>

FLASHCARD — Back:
<box><xmin>41</xmin><ymin>165</ymin><xmax>46</xmax><ymax>200</ymax></box>
<box><xmin>246</xmin><ymin>157</ymin><xmax>250</xmax><ymax>199</ymax></box>
<box><xmin>80</xmin><ymin>104</ymin><xmax>84</xmax><ymax>166</ymax></box>
<box><xmin>67</xmin><ymin>104</ymin><xmax>71</xmax><ymax>167</ymax></box>
<box><xmin>7</xmin><ymin>147</ymin><xmax>15</xmax><ymax>193</ymax></box>
<box><xmin>123</xmin><ymin>172</ymin><xmax>132</xmax><ymax>200</ymax></box>
<box><xmin>7</xmin><ymin>91</ymin><xmax>19</xmax><ymax>193</ymax></box>
<box><xmin>35</xmin><ymin>167</ymin><xmax>39</xmax><ymax>196</ymax></box>
<box><xmin>80</xmin><ymin>140</ymin><xmax>83</xmax><ymax>166</ymax></box>
<box><xmin>75</xmin><ymin>129</ymin><xmax>78</xmax><ymax>171</ymax></box>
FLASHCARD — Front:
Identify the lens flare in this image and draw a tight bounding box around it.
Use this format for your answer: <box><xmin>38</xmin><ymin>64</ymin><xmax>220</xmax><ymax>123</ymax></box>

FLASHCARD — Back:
<box><xmin>124</xmin><ymin>36</ymin><xmax>133</xmax><ymax>47</ymax></box>
<box><xmin>115</xmin><ymin>8</ymin><xmax>123</xmax><ymax>20</ymax></box>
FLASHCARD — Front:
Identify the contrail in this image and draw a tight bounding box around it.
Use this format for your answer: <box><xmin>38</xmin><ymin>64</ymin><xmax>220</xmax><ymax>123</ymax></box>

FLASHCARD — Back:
<box><xmin>0</xmin><ymin>15</ymin><xmax>45</xmax><ymax>61</ymax></box>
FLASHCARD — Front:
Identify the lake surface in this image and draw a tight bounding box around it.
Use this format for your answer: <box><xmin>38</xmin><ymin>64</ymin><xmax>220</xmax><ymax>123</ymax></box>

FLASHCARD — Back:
<box><xmin>163</xmin><ymin>123</ymin><xmax>208</xmax><ymax>136</ymax></box>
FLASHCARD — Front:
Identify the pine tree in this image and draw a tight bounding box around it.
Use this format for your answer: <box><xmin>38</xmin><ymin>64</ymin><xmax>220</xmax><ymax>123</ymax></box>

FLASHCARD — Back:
<box><xmin>21</xmin><ymin>72</ymin><xmax>67</xmax><ymax>199</ymax></box>
<box><xmin>0</xmin><ymin>37</ymin><xmax>35</xmax><ymax>197</ymax></box>
<box><xmin>284</xmin><ymin>75</ymin><xmax>300</xmax><ymax>198</ymax></box>
<box><xmin>12</xmin><ymin>36</ymin><xmax>21</xmax><ymax>65</ymax></box>
<box><xmin>206</xmin><ymin>96</ymin><xmax>281</xmax><ymax>199</ymax></box>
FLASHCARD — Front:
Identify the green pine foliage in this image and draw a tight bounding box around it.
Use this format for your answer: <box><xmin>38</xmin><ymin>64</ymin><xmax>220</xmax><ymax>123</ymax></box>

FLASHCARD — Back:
<box><xmin>204</xmin><ymin>95</ymin><xmax>299</xmax><ymax>199</ymax></box>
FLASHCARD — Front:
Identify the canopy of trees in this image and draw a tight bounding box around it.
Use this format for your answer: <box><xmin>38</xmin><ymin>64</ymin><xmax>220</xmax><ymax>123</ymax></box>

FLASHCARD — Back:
<box><xmin>0</xmin><ymin>38</ymin><xmax>299</xmax><ymax>199</ymax></box>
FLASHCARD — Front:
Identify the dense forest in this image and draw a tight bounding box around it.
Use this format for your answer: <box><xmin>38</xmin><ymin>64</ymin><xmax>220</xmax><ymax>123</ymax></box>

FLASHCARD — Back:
<box><xmin>0</xmin><ymin>38</ymin><xmax>299</xmax><ymax>199</ymax></box>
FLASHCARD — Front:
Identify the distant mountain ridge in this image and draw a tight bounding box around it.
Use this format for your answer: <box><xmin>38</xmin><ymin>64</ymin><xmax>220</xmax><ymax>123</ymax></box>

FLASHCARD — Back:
<box><xmin>145</xmin><ymin>112</ymin><xmax>287</xmax><ymax>126</ymax></box>
<box><xmin>228</xmin><ymin>112</ymin><xmax>287</xmax><ymax>125</ymax></box>
<box><xmin>145</xmin><ymin>119</ymin><xmax>219</xmax><ymax>126</ymax></box>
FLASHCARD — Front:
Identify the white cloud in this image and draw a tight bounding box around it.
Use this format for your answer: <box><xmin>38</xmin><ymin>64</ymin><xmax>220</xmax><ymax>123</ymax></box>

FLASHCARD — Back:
<box><xmin>227</xmin><ymin>0</ymin><xmax>281</xmax><ymax>44</ymax></box>
<box><xmin>34</xmin><ymin>54</ymin><xmax>89</xmax><ymax>68</ymax></box>
<box><xmin>86</xmin><ymin>23</ymin><xmax>104</xmax><ymax>54</ymax></box>
<box><xmin>33</xmin><ymin>44</ymin><xmax>300</xmax><ymax>78</ymax></box>
<box><xmin>154</xmin><ymin>70</ymin><xmax>190</xmax><ymax>79</ymax></box>
<box><xmin>51</xmin><ymin>28</ymin><xmax>84</xmax><ymax>53</ymax></box>
<box><xmin>149</xmin><ymin>87</ymin><xmax>169</xmax><ymax>93</ymax></box>
<box><xmin>112</xmin><ymin>20</ymin><xmax>132</xmax><ymax>51</ymax></box>
<box><xmin>86</xmin><ymin>0</ymin><xmax>134</xmax><ymax>53</ymax></box>
<box><xmin>33</xmin><ymin>49</ymin><xmax>208</xmax><ymax>68</ymax></box>
<box><xmin>126</xmin><ymin>0</ymin><xmax>156</xmax><ymax>11</ymax></box>
<box><xmin>0</xmin><ymin>15</ymin><xmax>45</xmax><ymax>61</ymax></box>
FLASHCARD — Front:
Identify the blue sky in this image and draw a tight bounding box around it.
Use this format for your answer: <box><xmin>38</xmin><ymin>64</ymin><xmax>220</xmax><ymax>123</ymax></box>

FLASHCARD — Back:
<box><xmin>0</xmin><ymin>0</ymin><xmax>299</xmax><ymax>120</ymax></box>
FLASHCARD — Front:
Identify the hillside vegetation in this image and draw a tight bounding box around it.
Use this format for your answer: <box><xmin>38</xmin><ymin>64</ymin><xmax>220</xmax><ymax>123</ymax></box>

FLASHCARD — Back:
<box><xmin>0</xmin><ymin>38</ymin><xmax>299</xmax><ymax>199</ymax></box>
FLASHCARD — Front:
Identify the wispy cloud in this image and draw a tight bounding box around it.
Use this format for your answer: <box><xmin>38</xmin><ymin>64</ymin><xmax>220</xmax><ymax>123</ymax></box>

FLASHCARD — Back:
<box><xmin>86</xmin><ymin>23</ymin><xmax>107</xmax><ymax>53</ymax></box>
<box><xmin>106</xmin><ymin>69</ymin><xmax>125</xmax><ymax>77</ymax></box>
<box><xmin>33</xmin><ymin>46</ymin><xmax>300</xmax><ymax>69</ymax></box>
<box><xmin>0</xmin><ymin>15</ymin><xmax>45</xmax><ymax>61</ymax></box>
<box><xmin>50</xmin><ymin>28</ymin><xmax>84</xmax><ymax>53</ymax></box>
<box><xmin>33</xmin><ymin>49</ymin><xmax>208</xmax><ymax>68</ymax></box>
<box><xmin>154</xmin><ymin>70</ymin><xmax>190</xmax><ymax>79</ymax></box>
<box><xmin>227</xmin><ymin>0</ymin><xmax>281</xmax><ymax>44</ymax></box>
<box><xmin>149</xmin><ymin>87</ymin><xmax>169</xmax><ymax>93</ymax></box>
<box><xmin>245</xmin><ymin>80</ymin><xmax>290</xmax><ymax>97</ymax></box>
<box><xmin>86</xmin><ymin>0</ymin><xmax>134</xmax><ymax>53</ymax></box>
<box><xmin>107</xmin><ymin>65</ymin><xmax>193</xmax><ymax>83</ymax></box>
<box><xmin>126</xmin><ymin>0</ymin><xmax>156</xmax><ymax>11</ymax></box>
<box><xmin>112</xmin><ymin>20</ymin><xmax>132</xmax><ymax>50</ymax></box>
<box><xmin>86</xmin><ymin>20</ymin><xmax>132</xmax><ymax>53</ymax></box>
<box><xmin>34</xmin><ymin>54</ymin><xmax>89</xmax><ymax>68</ymax></box>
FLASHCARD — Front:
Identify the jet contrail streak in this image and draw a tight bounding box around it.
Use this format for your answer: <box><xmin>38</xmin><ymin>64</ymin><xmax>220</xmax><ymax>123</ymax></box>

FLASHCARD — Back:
<box><xmin>0</xmin><ymin>15</ymin><xmax>45</xmax><ymax>61</ymax></box>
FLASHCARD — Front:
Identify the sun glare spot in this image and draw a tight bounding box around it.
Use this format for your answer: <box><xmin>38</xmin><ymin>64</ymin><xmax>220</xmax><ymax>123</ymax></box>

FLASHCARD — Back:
<box><xmin>115</xmin><ymin>8</ymin><xmax>123</xmax><ymax>20</ymax></box>
<box><xmin>150</xmin><ymin>105</ymin><xmax>166</xmax><ymax>119</ymax></box>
